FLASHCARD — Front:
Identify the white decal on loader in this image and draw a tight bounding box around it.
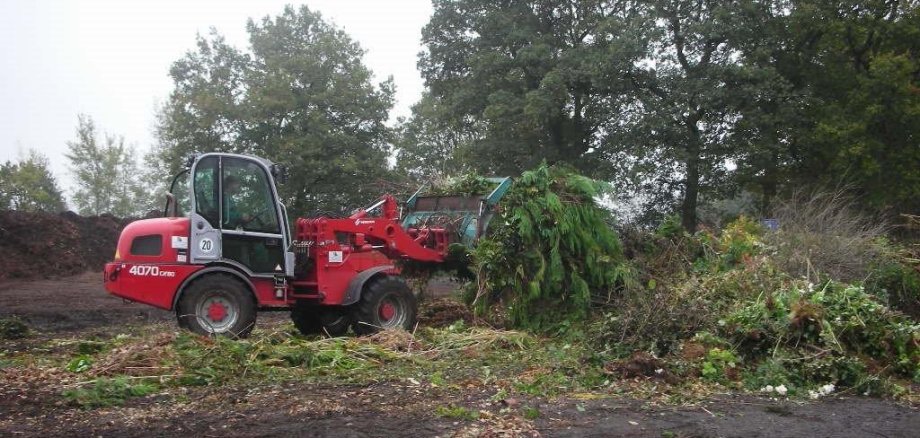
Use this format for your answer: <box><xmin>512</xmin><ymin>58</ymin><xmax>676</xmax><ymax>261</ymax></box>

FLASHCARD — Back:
<box><xmin>171</xmin><ymin>236</ymin><xmax>188</xmax><ymax>249</ymax></box>
<box><xmin>128</xmin><ymin>265</ymin><xmax>176</xmax><ymax>277</ymax></box>
<box><xmin>328</xmin><ymin>251</ymin><xmax>343</xmax><ymax>263</ymax></box>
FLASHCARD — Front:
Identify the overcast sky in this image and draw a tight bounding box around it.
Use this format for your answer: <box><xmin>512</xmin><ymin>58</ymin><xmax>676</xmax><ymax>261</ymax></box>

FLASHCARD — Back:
<box><xmin>0</xmin><ymin>0</ymin><xmax>432</xmax><ymax>196</ymax></box>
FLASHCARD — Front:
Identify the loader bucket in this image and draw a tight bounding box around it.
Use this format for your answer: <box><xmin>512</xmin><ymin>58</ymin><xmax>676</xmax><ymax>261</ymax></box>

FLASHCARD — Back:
<box><xmin>401</xmin><ymin>177</ymin><xmax>512</xmax><ymax>248</ymax></box>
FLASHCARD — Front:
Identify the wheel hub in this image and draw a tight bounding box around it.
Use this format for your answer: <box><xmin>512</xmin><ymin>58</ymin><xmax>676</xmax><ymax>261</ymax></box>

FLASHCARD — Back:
<box><xmin>207</xmin><ymin>301</ymin><xmax>228</xmax><ymax>322</ymax></box>
<box><xmin>197</xmin><ymin>293</ymin><xmax>238</xmax><ymax>333</ymax></box>
<box><xmin>379</xmin><ymin>302</ymin><xmax>396</xmax><ymax>321</ymax></box>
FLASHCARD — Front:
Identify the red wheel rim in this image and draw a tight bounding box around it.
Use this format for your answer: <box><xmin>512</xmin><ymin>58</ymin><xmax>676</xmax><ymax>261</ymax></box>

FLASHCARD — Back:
<box><xmin>207</xmin><ymin>301</ymin><xmax>228</xmax><ymax>322</ymax></box>
<box><xmin>379</xmin><ymin>301</ymin><xmax>396</xmax><ymax>321</ymax></box>
<box><xmin>197</xmin><ymin>292</ymin><xmax>238</xmax><ymax>333</ymax></box>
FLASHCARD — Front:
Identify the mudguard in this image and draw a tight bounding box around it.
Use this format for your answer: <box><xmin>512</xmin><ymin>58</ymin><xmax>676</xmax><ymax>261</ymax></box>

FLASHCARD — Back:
<box><xmin>341</xmin><ymin>265</ymin><xmax>395</xmax><ymax>306</ymax></box>
<box><xmin>171</xmin><ymin>265</ymin><xmax>257</xmax><ymax>310</ymax></box>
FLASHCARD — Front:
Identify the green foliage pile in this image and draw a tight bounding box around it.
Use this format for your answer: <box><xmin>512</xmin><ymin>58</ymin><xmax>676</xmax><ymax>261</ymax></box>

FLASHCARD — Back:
<box><xmin>470</xmin><ymin>164</ymin><xmax>631</xmax><ymax>331</ymax></box>
<box><xmin>54</xmin><ymin>325</ymin><xmax>539</xmax><ymax>402</ymax></box>
<box><xmin>171</xmin><ymin>330</ymin><xmax>400</xmax><ymax>386</ymax></box>
<box><xmin>720</xmin><ymin>281</ymin><xmax>919</xmax><ymax>393</ymax></box>
<box><xmin>426</xmin><ymin>173</ymin><xmax>498</xmax><ymax>197</ymax></box>
<box><xmin>598</xmin><ymin>216</ymin><xmax>920</xmax><ymax>397</ymax></box>
<box><xmin>865</xmin><ymin>242</ymin><xmax>920</xmax><ymax>318</ymax></box>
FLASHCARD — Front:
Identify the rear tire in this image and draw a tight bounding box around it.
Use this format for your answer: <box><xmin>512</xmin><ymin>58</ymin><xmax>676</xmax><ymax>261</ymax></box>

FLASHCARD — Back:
<box><xmin>291</xmin><ymin>304</ymin><xmax>352</xmax><ymax>337</ymax></box>
<box><xmin>177</xmin><ymin>274</ymin><xmax>256</xmax><ymax>338</ymax></box>
<box><xmin>353</xmin><ymin>276</ymin><xmax>417</xmax><ymax>335</ymax></box>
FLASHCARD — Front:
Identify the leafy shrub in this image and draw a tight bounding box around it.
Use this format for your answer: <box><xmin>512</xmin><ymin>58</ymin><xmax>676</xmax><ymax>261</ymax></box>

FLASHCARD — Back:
<box><xmin>470</xmin><ymin>164</ymin><xmax>632</xmax><ymax>331</ymax></box>
<box><xmin>701</xmin><ymin>348</ymin><xmax>740</xmax><ymax>383</ymax></box>
<box><xmin>0</xmin><ymin>317</ymin><xmax>29</xmax><ymax>339</ymax></box>
<box><xmin>66</xmin><ymin>356</ymin><xmax>93</xmax><ymax>373</ymax></box>
<box><xmin>864</xmin><ymin>241</ymin><xmax>920</xmax><ymax>318</ymax></box>
<box><xmin>716</xmin><ymin>216</ymin><xmax>764</xmax><ymax>270</ymax></box>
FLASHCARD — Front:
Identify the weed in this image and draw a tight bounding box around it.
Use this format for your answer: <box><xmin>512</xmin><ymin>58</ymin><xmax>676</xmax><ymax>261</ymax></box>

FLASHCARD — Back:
<box><xmin>435</xmin><ymin>404</ymin><xmax>480</xmax><ymax>420</ymax></box>
<box><xmin>768</xmin><ymin>188</ymin><xmax>887</xmax><ymax>283</ymax></box>
<box><xmin>66</xmin><ymin>355</ymin><xmax>93</xmax><ymax>373</ymax></box>
<box><xmin>62</xmin><ymin>377</ymin><xmax>158</xmax><ymax>409</ymax></box>
<box><xmin>522</xmin><ymin>406</ymin><xmax>540</xmax><ymax>420</ymax></box>
<box><xmin>700</xmin><ymin>348</ymin><xmax>740</xmax><ymax>383</ymax></box>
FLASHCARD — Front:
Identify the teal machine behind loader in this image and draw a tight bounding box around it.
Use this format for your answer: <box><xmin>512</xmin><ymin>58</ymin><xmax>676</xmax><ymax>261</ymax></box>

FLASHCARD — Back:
<box><xmin>401</xmin><ymin>177</ymin><xmax>513</xmax><ymax>248</ymax></box>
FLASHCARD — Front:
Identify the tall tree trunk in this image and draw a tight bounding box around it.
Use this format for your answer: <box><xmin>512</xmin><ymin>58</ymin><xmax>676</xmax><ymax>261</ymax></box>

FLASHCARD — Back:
<box><xmin>682</xmin><ymin>114</ymin><xmax>703</xmax><ymax>233</ymax></box>
<box><xmin>760</xmin><ymin>149</ymin><xmax>779</xmax><ymax>216</ymax></box>
<box><xmin>682</xmin><ymin>141</ymin><xmax>700</xmax><ymax>233</ymax></box>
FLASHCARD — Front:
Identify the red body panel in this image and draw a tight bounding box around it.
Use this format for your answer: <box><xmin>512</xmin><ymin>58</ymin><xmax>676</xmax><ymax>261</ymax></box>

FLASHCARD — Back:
<box><xmin>251</xmin><ymin>277</ymin><xmax>288</xmax><ymax>308</ymax></box>
<box><xmin>105</xmin><ymin>262</ymin><xmax>203</xmax><ymax>310</ymax></box>
<box><xmin>104</xmin><ymin>217</ymin><xmax>197</xmax><ymax>310</ymax></box>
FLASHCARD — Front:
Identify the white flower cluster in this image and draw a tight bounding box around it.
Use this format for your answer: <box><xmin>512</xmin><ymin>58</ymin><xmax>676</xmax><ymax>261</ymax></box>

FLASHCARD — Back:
<box><xmin>760</xmin><ymin>384</ymin><xmax>788</xmax><ymax>396</ymax></box>
<box><xmin>808</xmin><ymin>384</ymin><xmax>836</xmax><ymax>400</ymax></box>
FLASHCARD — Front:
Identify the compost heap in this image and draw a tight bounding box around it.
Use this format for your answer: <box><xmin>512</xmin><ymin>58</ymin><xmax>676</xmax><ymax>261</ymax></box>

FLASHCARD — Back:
<box><xmin>430</xmin><ymin>164</ymin><xmax>629</xmax><ymax>331</ymax></box>
<box><xmin>0</xmin><ymin>210</ymin><xmax>131</xmax><ymax>280</ymax></box>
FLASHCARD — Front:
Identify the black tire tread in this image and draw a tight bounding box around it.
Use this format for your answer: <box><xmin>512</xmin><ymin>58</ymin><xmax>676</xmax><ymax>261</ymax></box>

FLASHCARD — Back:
<box><xmin>353</xmin><ymin>276</ymin><xmax>417</xmax><ymax>335</ymax></box>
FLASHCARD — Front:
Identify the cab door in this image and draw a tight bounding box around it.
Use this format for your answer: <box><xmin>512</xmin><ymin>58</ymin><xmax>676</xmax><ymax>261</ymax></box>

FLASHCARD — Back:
<box><xmin>218</xmin><ymin>156</ymin><xmax>286</xmax><ymax>275</ymax></box>
<box><xmin>189</xmin><ymin>156</ymin><xmax>222</xmax><ymax>263</ymax></box>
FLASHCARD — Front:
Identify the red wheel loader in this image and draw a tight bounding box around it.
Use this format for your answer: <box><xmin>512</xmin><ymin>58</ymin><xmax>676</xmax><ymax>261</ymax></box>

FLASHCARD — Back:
<box><xmin>103</xmin><ymin>153</ymin><xmax>510</xmax><ymax>337</ymax></box>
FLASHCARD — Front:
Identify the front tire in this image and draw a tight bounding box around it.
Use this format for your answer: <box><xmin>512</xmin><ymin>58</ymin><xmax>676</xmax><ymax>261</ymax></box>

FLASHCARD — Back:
<box><xmin>353</xmin><ymin>276</ymin><xmax>417</xmax><ymax>335</ymax></box>
<box><xmin>177</xmin><ymin>274</ymin><xmax>256</xmax><ymax>338</ymax></box>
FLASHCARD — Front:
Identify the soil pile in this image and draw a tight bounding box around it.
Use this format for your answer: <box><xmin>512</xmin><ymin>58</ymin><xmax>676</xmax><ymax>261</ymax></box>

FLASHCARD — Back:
<box><xmin>0</xmin><ymin>210</ymin><xmax>132</xmax><ymax>280</ymax></box>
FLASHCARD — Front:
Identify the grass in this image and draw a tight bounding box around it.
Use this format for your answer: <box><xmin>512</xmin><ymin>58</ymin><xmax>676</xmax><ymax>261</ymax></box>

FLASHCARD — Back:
<box><xmin>31</xmin><ymin>321</ymin><xmax>616</xmax><ymax>409</ymax></box>
<box><xmin>62</xmin><ymin>377</ymin><xmax>158</xmax><ymax>409</ymax></box>
<box><xmin>435</xmin><ymin>404</ymin><xmax>480</xmax><ymax>420</ymax></box>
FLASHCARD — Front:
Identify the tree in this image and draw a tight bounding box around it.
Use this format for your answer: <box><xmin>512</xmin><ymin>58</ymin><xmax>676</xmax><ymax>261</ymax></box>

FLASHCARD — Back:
<box><xmin>792</xmin><ymin>0</ymin><xmax>920</xmax><ymax>214</ymax></box>
<box><xmin>0</xmin><ymin>150</ymin><xmax>66</xmax><ymax>212</ymax></box>
<box><xmin>66</xmin><ymin>115</ymin><xmax>151</xmax><ymax>217</ymax></box>
<box><xmin>728</xmin><ymin>0</ymin><xmax>920</xmax><ymax>217</ymax></box>
<box><xmin>395</xmin><ymin>93</ymin><xmax>481</xmax><ymax>180</ymax></box>
<box><xmin>155</xmin><ymin>5</ymin><xmax>395</xmax><ymax>217</ymax></box>
<box><xmin>418</xmin><ymin>0</ymin><xmax>776</xmax><ymax>231</ymax></box>
<box><xmin>418</xmin><ymin>0</ymin><xmax>643</xmax><ymax>177</ymax></box>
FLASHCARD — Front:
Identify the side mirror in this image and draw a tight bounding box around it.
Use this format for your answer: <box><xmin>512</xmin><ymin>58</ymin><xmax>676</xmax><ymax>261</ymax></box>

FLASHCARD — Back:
<box><xmin>165</xmin><ymin>193</ymin><xmax>178</xmax><ymax>217</ymax></box>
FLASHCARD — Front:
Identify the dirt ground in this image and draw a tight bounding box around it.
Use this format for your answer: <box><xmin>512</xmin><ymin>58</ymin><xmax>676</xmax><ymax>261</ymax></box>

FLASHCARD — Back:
<box><xmin>1</xmin><ymin>272</ymin><xmax>918</xmax><ymax>437</ymax></box>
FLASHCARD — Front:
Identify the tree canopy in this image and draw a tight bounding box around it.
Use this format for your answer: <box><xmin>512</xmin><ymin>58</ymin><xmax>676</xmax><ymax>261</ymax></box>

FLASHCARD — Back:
<box><xmin>0</xmin><ymin>150</ymin><xmax>66</xmax><ymax>212</ymax></box>
<box><xmin>154</xmin><ymin>5</ymin><xmax>395</xmax><ymax>217</ymax></box>
<box><xmin>66</xmin><ymin>115</ymin><xmax>151</xmax><ymax>217</ymax></box>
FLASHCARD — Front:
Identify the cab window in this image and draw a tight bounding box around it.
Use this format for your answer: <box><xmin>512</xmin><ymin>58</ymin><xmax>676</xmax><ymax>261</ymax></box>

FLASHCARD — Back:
<box><xmin>193</xmin><ymin>156</ymin><xmax>220</xmax><ymax>227</ymax></box>
<box><xmin>221</xmin><ymin>157</ymin><xmax>280</xmax><ymax>234</ymax></box>
<box><xmin>168</xmin><ymin>170</ymin><xmax>190</xmax><ymax>217</ymax></box>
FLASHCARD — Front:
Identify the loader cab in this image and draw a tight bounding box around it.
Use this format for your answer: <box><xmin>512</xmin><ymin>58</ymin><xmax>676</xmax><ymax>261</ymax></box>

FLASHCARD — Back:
<box><xmin>168</xmin><ymin>153</ymin><xmax>293</xmax><ymax>277</ymax></box>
